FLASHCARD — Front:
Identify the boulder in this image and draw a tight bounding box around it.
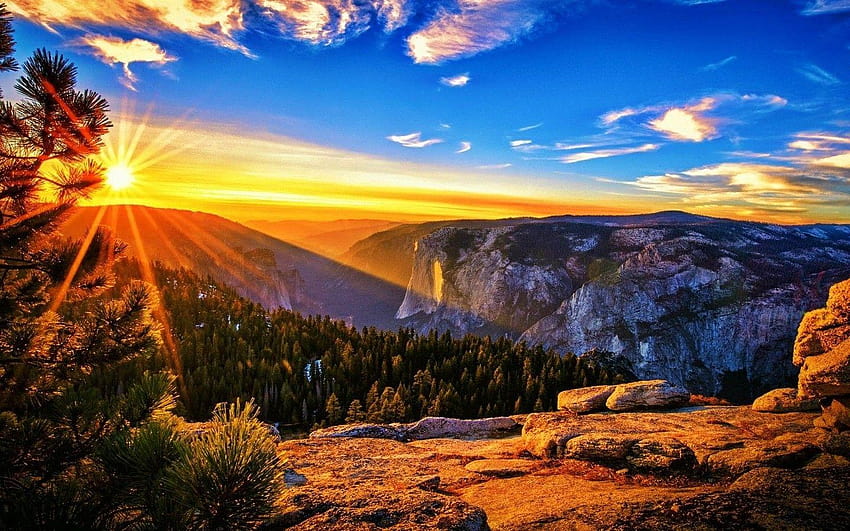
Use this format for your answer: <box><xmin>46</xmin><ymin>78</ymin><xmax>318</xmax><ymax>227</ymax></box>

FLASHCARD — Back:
<box><xmin>705</xmin><ymin>442</ymin><xmax>819</xmax><ymax>476</ymax></box>
<box><xmin>565</xmin><ymin>434</ymin><xmax>639</xmax><ymax>463</ymax></box>
<box><xmin>752</xmin><ymin>388</ymin><xmax>820</xmax><ymax>413</ymax></box>
<box><xmin>464</xmin><ymin>458</ymin><xmax>537</xmax><ymax>478</ymax></box>
<box><xmin>793</xmin><ymin>309</ymin><xmax>846</xmax><ymax>365</ymax></box>
<box><xmin>626</xmin><ymin>437</ymin><xmax>696</xmax><ymax>472</ymax></box>
<box><xmin>405</xmin><ymin>416</ymin><xmax>518</xmax><ymax>440</ymax></box>
<box><xmin>309</xmin><ymin>423</ymin><xmax>407</xmax><ymax>441</ymax></box>
<box><xmin>521</xmin><ymin>412</ymin><xmax>584</xmax><ymax>458</ymax></box>
<box><xmin>820</xmin><ymin>397</ymin><xmax>850</xmax><ymax>431</ymax></box>
<box><xmin>827</xmin><ymin>278</ymin><xmax>850</xmax><ymax>321</ymax></box>
<box><xmin>309</xmin><ymin>416</ymin><xmax>520</xmax><ymax>442</ymax></box>
<box><xmin>798</xmin><ymin>339</ymin><xmax>850</xmax><ymax>398</ymax></box>
<box><xmin>605</xmin><ymin>380</ymin><xmax>690</xmax><ymax>411</ymax></box>
<box><xmin>557</xmin><ymin>385</ymin><xmax>616</xmax><ymax>413</ymax></box>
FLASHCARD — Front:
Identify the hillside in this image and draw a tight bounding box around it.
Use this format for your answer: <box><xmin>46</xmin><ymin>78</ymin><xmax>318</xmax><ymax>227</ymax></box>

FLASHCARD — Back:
<box><xmin>245</xmin><ymin>218</ymin><xmax>401</xmax><ymax>258</ymax></box>
<box><xmin>62</xmin><ymin>205</ymin><xmax>405</xmax><ymax>328</ymax></box>
<box><xmin>85</xmin><ymin>260</ymin><xmax>623</xmax><ymax>426</ymax></box>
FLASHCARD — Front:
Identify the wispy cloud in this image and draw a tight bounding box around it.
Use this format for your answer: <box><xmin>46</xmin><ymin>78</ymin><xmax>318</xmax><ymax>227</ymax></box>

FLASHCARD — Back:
<box><xmin>456</xmin><ymin>141</ymin><xmax>472</xmax><ymax>153</ymax></box>
<box><xmin>670</xmin><ymin>0</ymin><xmax>727</xmax><ymax>4</ymax></box>
<box><xmin>259</xmin><ymin>0</ymin><xmax>404</xmax><ymax>47</ymax></box>
<box><xmin>8</xmin><ymin>0</ymin><xmax>249</xmax><ymax>53</ymax></box>
<box><xmin>8</xmin><ymin>0</ymin><xmax>743</xmax><ymax>64</ymax></box>
<box><xmin>510</xmin><ymin>139</ymin><xmax>533</xmax><ymax>148</ymax></box>
<box><xmin>406</xmin><ymin>0</ymin><xmax>573</xmax><ymax>64</ymax></box>
<box><xmin>601</xmin><ymin>106</ymin><xmax>652</xmax><ymax>126</ymax></box>
<box><xmin>477</xmin><ymin>163</ymin><xmax>512</xmax><ymax>170</ymax></box>
<box><xmin>562</xmin><ymin>143</ymin><xmax>660</xmax><ymax>163</ymax></box>
<box><xmin>518</xmin><ymin>122</ymin><xmax>543</xmax><ymax>132</ymax></box>
<box><xmin>602</xmin><ymin>93</ymin><xmax>786</xmax><ymax>142</ymax></box>
<box><xmin>387</xmin><ymin>131</ymin><xmax>443</xmax><ymax>148</ymax></box>
<box><xmin>76</xmin><ymin>34</ymin><xmax>176</xmax><ymax>90</ymax></box>
<box><xmin>91</xmin><ymin>112</ymin><xmax>587</xmax><ymax>222</ymax></box>
<box><xmin>700</xmin><ymin>55</ymin><xmax>737</xmax><ymax>71</ymax></box>
<box><xmin>801</xmin><ymin>0</ymin><xmax>850</xmax><ymax>15</ymax></box>
<box><xmin>797</xmin><ymin>63</ymin><xmax>841</xmax><ymax>86</ymax></box>
<box><xmin>788</xmin><ymin>134</ymin><xmax>846</xmax><ymax>152</ymax></box>
<box><xmin>440</xmin><ymin>72</ymin><xmax>470</xmax><ymax>87</ymax></box>
<box><xmin>612</xmin><ymin>137</ymin><xmax>850</xmax><ymax>220</ymax></box>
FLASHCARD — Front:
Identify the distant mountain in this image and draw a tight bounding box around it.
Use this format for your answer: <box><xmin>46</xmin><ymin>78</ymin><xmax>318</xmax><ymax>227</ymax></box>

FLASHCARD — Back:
<box><xmin>245</xmin><ymin>218</ymin><xmax>401</xmax><ymax>258</ymax></box>
<box><xmin>351</xmin><ymin>211</ymin><xmax>850</xmax><ymax>400</ymax></box>
<box><xmin>340</xmin><ymin>211</ymin><xmax>715</xmax><ymax>289</ymax></box>
<box><xmin>341</xmin><ymin>217</ymin><xmax>534</xmax><ymax>288</ymax></box>
<box><xmin>62</xmin><ymin>205</ymin><xmax>405</xmax><ymax>328</ymax></box>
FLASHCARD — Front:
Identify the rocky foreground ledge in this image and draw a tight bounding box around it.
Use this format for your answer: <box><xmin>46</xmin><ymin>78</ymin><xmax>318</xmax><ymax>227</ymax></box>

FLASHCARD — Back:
<box><xmin>264</xmin><ymin>404</ymin><xmax>850</xmax><ymax>530</ymax></box>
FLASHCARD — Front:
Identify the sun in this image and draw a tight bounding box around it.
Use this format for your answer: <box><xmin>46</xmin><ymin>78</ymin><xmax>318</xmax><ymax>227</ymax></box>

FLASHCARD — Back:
<box><xmin>105</xmin><ymin>163</ymin><xmax>135</xmax><ymax>190</ymax></box>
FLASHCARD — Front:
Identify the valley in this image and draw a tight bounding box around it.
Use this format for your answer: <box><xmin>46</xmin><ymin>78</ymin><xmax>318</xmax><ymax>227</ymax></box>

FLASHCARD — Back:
<box><xmin>66</xmin><ymin>206</ymin><xmax>850</xmax><ymax>401</ymax></box>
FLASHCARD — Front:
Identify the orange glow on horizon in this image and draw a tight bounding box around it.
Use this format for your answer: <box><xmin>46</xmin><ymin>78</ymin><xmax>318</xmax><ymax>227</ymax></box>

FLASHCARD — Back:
<box><xmin>80</xmin><ymin>105</ymin><xmax>850</xmax><ymax>226</ymax></box>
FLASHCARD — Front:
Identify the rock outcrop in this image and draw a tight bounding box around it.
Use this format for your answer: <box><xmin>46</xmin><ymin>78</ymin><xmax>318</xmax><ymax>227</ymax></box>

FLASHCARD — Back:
<box><xmin>605</xmin><ymin>380</ymin><xmax>690</xmax><ymax>411</ymax></box>
<box><xmin>557</xmin><ymin>380</ymin><xmax>690</xmax><ymax>413</ymax></box>
<box><xmin>396</xmin><ymin>226</ymin><xmax>573</xmax><ymax>335</ymax></box>
<box><xmin>393</xmin><ymin>214</ymin><xmax>850</xmax><ymax>398</ymax></box>
<box><xmin>278</xmin><ymin>408</ymin><xmax>850</xmax><ymax>529</ymax></box>
<box><xmin>795</xmin><ymin>278</ymin><xmax>850</xmax><ymax>430</ymax></box>
<box><xmin>557</xmin><ymin>385</ymin><xmax>616</xmax><ymax>413</ymax></box>
<box><xmin>309</xmin><ymin>416</ymin><xmax>520</xmax><ymax>441</ymax></box>
<box><xmin>521</xmin><ymin>406</ymin><xmax>823</xmax><ymax>475</ymax></box>
<box><xmin>752</xmin><ymin>387</ymin><xmax>819</xmax><ymax>413</ymax></box>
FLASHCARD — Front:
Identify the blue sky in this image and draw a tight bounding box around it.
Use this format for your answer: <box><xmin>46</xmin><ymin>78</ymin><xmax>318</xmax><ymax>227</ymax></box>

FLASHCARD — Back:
<box><xmin>4</xmin><ymin>0</ymin><xmax>850</xmax><ymax>223</ymax></box>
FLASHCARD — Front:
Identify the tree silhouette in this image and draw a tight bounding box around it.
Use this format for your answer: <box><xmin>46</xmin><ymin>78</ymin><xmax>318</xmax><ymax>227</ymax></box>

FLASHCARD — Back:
<box><xmin>0</xmin><ymin>6</ymin><xmax>156</xmax><ymax>407</ymax></box>
<box><xmin>0</xmin><ymin>8</ymin><xmax>282</xmax><ymax>528</ymax></box>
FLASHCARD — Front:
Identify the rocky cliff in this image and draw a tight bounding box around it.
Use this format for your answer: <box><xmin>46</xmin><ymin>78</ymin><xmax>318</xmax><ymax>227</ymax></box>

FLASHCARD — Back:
<box><xmin>395</xmin><ymin>214</ymin><xmax>850</xmax><ymax>398</ymax></box>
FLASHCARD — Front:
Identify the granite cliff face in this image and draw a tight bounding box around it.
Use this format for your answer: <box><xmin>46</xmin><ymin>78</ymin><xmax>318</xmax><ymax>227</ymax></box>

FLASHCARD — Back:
<box><xmin>395</xmin><ymin>214</ymin><xmax>850</xmax><ymax>398</ymax></box>
<box><xmin>396</xmin><ymin>227</ymin><xmax>573</xmax><ymax>335</ymax></box>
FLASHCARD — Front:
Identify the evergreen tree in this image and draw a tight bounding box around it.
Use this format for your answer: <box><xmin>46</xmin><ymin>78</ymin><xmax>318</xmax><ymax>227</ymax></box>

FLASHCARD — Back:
<box><xmin>0</xmin><ymin>10</ymin><xmax>282</xmax><ymax>528</ymax></box>
<box><xmin>345</xmin><ymin>399</ymin><xmax>366</xmax><ymax>423</ymax></box>
<box><xmin>325</xmin><ymin>392</ymin><xmax>342</xmax><ymax>425</ymax></box>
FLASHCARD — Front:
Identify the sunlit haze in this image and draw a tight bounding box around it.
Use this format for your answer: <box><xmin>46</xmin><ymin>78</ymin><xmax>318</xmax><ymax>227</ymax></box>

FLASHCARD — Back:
<box><xmin>5</xmin><ymin>0</ymin><xmax>850</xmax><ymax>224</ymax></box>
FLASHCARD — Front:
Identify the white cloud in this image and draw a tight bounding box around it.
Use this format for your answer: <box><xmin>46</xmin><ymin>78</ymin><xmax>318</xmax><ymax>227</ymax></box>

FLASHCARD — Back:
<box><xmin>77</xmin><ymin>34</ymin><xmax>176</xmax><ymax>90</ymax></box>
<box><xmin>602</xmin><ymin>93</ymin><xmax>785</xmax><ymax>143</ymax></box>
<box><xmin>801</xmin><ymin>0</ymin><xmax>850</xmax><ymax>15</ymax></box>
<box><xmin>440</xmin><ymin>73</ymin><xmax>470</xmax><ymax>87</ymax></box>
<box><xmin>700</xmin><ymin>55</ymin><xmax>736</xmax><ymax>71</ymax></box>
<box><xmin>477</xmin><ymin>163</ymin><xmax>512</xmax><ymax>170</ymax></box>
<box><xmin>649</xmin><ymin>99</ymin><xmax>719</xmax><ymax>142</ymax></box>
<box><xmin>260</xmin><ymin>1</ymin><xmax>372</xmax><ymax>46</ymax></box>
<box><xmin>510</xmin><ymin>139</ymin><xmax>533</xmax><ymax>148</ymax></box>
<box><xmin>518</xmin><ymin>122</ymin><xmax>543</xmax><ymax>132</ymax></box>
<box><xmin>456</xmin><ymin>141</ymin><xmax>472</xmax><ymax>153</ymax></box>
<box><xmin>9</xmin><ymin>0</ymin><xmax>249</xmax><ymax>52</ymax></box>
<box><xmin>406</xmin><ymin>0</ymin><xmax>563</xmax><ymax>64</ymax></box>
<box><xmin>8</xmin><ymin>0</ymin><xmax>747</xmax><ymax>64</ymax></box>
<box><xmin>797</xmin><ymin>63</ymin><xmax>841</xmax><ymax>86</ymax></box>
<box><xmin>561</xmin><ymin>143</ymin><xmax>660</xmax><ymax>163</ymax></box>
<box><xmin>387</xmin><ymin>131</ymin><xmax>443</xmax><ymax>148</ymax></box>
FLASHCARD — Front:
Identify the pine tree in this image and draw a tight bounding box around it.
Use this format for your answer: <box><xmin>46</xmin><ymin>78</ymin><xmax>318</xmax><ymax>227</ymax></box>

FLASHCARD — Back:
<box><xmin>345</xmin><ymin>399</ymin><xmax>366</xmax><ymax>423</ymax></box>
<box><xmin>0</xmin><ymin>9</ymin><xmax>218</xmax><ymax>527</ymax></box>
<box><xmin>325</xmin><ymin>392</ymin><xmax>342</xmax><ymax>425</ymax></box>
<box><xmin>0</xmin><ymin>5</ymin><xmax>152</xmax><ymax>408</ymax></box>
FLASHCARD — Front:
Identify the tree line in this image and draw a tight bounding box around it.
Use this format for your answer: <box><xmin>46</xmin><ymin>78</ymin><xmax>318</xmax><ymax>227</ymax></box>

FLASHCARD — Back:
<box><xmin>89</xmin><ymin>259</ymin><xmax>626</xmax><ymax>430</ymax></box>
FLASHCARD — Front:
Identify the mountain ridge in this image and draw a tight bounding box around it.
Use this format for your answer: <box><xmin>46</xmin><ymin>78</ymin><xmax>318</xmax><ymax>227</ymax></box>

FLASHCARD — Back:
<box><xmin>62</xmin><ymin>205</ymin><xmax>405</xmax><ymax>328</ymax></box>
